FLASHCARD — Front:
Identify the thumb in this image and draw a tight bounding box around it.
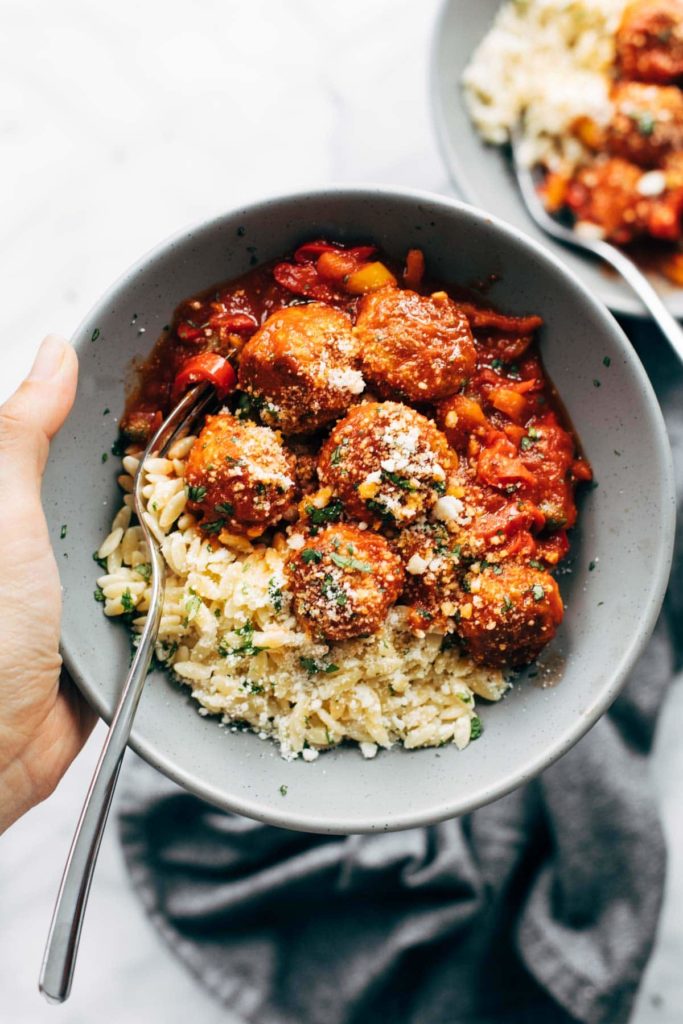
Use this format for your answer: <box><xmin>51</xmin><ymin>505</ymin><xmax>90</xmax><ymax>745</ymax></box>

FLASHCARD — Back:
<box><xmin>0</xmin><ymin>335</ymin><xmax>78</xmax><ymax>495</ymax></box>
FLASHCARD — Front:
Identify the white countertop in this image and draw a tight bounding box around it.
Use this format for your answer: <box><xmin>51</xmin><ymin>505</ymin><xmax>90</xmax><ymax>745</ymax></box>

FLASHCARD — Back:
<box><xmin>1</xmin><ymin>1</ymin><xmax>681</xmax><ymax>1020</ymax></box>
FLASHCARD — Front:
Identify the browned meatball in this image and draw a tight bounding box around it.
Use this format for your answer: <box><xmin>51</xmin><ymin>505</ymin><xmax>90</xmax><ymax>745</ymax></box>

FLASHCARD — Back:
<box><xmin>354</xmin><ymin>288</ymin><xmax>477</xmax><ymax>402</ymax></box>
<box><xmin>607</xmin><ymin>81</ymin><xmax>683</xmax><ymax>167</ymax></box>
<box><xmin>286</xmin><ymin>523</ymin><xmax>404</xmax><ymax>641</ymax></box>
<box><xmin>185</xmin><ymin>412</ymin><xmax>296</xmax><ymax>536</ymax></box>
<box><xmin>318</xmin><ymin>402</ymin><xmax>457</xmax><ymax>526</ymax></box>
<box><xmin>395</xmin><ymin>521</ymin><xmax>466</xmax><ymax>633</ymax></box>
<box><xmin>454</xmin><ymin>562</ymin><xmax>563</xmax><ymax>668</ymax></box>
<box><xmin>237</xmin><ymin>304</ymin><xmax>364</xmax><ymax>434</ymax></box>
<box><xmin>617</xmin><ymin>0</ymin><xmax>683</xmax><ymax>84</ymax></box>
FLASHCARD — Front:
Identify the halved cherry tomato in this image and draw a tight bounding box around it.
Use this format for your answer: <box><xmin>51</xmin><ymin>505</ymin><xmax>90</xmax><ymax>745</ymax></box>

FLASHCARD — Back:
<box><xmin>172</xmin><ymin>352</ymin><xmax>236</xmax><ymax>403</ymax></box>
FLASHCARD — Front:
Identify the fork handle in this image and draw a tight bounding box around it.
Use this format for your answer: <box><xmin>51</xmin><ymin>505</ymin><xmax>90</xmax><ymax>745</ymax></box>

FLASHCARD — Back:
<box><xmin>595</xmin><ymin>240</ymin><xmax>683</xmax><ymax>364</ymax></box>
<box><xmin>39</xmin><ymin>556</ymin><xmax>165</xmax><ymax>1003</ymax></box>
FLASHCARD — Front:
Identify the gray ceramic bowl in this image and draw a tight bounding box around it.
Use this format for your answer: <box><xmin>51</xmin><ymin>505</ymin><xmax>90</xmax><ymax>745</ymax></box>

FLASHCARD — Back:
<box><xmin>44</xmin><ymin>186</ymin><xmax>675</xmax><ymax>834</ymax></box>
<box><xmin>431</xmin><ymin>0</ymin><xmax>683</xmax><ymax>320</ymax></box>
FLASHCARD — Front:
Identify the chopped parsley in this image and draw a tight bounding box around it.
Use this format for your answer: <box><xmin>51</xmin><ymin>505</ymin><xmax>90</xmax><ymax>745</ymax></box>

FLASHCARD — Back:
<box><xmin>603</xmin><ymin>356</ymin><xmax>611</xmax><ymax>367</ymax></box>
<box><xmin>330</xmin><ymin>552</ymin><xmax>372</xmax><ymax>573</ymax></box>
<box><xmin>183</xmin><ymin>592</ymin><xmax>202</xmax><ymax>624</ymax></box>
<box><xmin>632</xmin><ymin>110</ymin><xmax>655</xmax><ymax>136</ymax></box>
<box><xmin>217</xmin><ymin>620</ymin><xmax>264</xmax><ymax>658</ymax></box>
<box><xmin>491</xmin><ymin>358</ymin><xmax>503</xmax><ymax>371</ymax></box>
<box><xmin>94</xmin><ymin>587</ymin><xmax>105</xmax><ymax>603</ymax></box>
<box><xmin>60</xmin><ymin>524</ymin><xmax>68</xmax><ymax>540</ymax></box>
<box><xmin>111</xmin><ymin>436</ymin><xmax>126</xmax><ymax>457</ymax></box>
<box><xmin>215</xmin><ymin>501</ymin><xmax>234</xmax><ymax>517</ymax></box>
<box><xmin>235</xmin><ymin>391</ymin><xmax>264</xmax><ymax>420</ymax></box>
<box><xmin>187</xmin><ymin>484</ymin><xmax>207</xmax><ymax>502</ymax></box>
<box><xmin>90</xmin><ymin>327</ymin><xmax>101</xmax><ymax>343</ymax></box>
<box><xmin>268</xmin><ymin>577</ymin><xmax>284</xmax><ymax>611</ymax></box>
<box><xmin>299</xmin><ymin>656</ymin><xmax>340</xmax><ymax>676</ymax></box>
<box><xmin>321</xmin><ymin>574</ymin><xmax>348</xmax><ymax>606</ymax></box>
<box><xmin>121</xmin><ymin>588</ymin><xmax>135</xmax><ymax>613</ymax></box>
<box><xmin>301</xmin><ymin>548</ymin><xmax>323</xmax><ymax>565</ymax></box>
<box><xmin>469</xmin><ymin>716</ymin><xmax>483</xmax><ymax>740</ymax></box>
<box><xmin>202</xmin><ymin>519</ymin><xmax>226</xmax><ymax>535</ymax></box>
<box><xmin>279</xmin><ymin>784</ymin><xmax>288</xmax><ymax>797</ymax></box>
<box><xmin>365</xmin><ymin>498</ymin><xmax>394</xmax><ymax>522</ymax></box>
<box><xmin>381</xmin><ymin>468</ymin><xmax>416</xmax><ymax>492</ymax></box>
<box><xmin>531</xmin><ymin>583</ymin><xmax>545</xmax><ymax>602</ymax></box>
<box><xmin>330</xmin><ymin>442</ymin><xmax>347</xmax><ymax>466</ymax></box>
<box><xmin>93</xmin><ymin>550</ymin><xmax>108</xmax><ymax>570</ymax></box>
<box><xmin>103</xmin><ymin>408</ymin><xmax>110</xmax><ymax>416</ymax></box>
<box><xmin>135</xmin><ymin>562</ymin><xmax>153</xmax><ymax>580</ymax></box>
<box><xmin>501</xmin><ymin>594</ymin><xmax>513</xmax><ymax>613</ymax></box>
<box><xmin>101</xmin><ymin>452</ymin><xmax>109</xmax><ymax>463</ymax></box>
<box><xmin>593</xmin><ymin>379</ymin><xmax>601</xmax><ymax>388</ymax></box>
<box><xmin>529</xmin><ymin>559</ymin><xmax>544</xmax><ymax>570</ymax></box>
<box><xmin>589</xmin><ymin>560</ymin><xmax>597</xmax><ymax>572</ymax></box>
<box><xmin>305</xmin><ymin>497</ymin><xmax>344</xmax><ymax>527</ymax></box>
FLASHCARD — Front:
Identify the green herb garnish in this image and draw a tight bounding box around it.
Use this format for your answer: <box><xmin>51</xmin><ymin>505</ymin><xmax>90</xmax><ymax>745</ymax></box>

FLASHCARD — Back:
<box><xmin>531</xmin><ymin>583</ymin><xmax>545</xmax><ymax>602</ymax></box>
<box><xmin>121</xmin><ymin>589</ymin><xmax>135</xmax><ymax>613</ymax></box>
<box><xmin>60</xmin><ymin>524</ymin><xmax>68</xmax><ymax>540</ymax></box>
<box><xmin>299</xmin><ymin>657</ymin><xmax>339</xmax><ymax>675</ymax></box>
<box><xmin>187</xmin><ymin>484</ymin><xmax>207</xmax><ymax>502</ymax></box>
<box><xmin>301</xmin><ymin>548</ymin><xmax>323</xmax><ymax>564</ymax></box>
<box><xmin>470</xmin><ymin>716</ymin><xmax>483</xmax><ymax>740</ymax></box>
<box><xmin>381</xmin><ymin>469</ymin><xmax>416</xmax><ymax>492</ymax></box>
<box><xmin>305</xmin><ymin>497</ymin><xmax>344</xmax><ymax>526</ymax></box>
<box><xmin>329</xmin><ymin>552</ymin><xmax>372</xmax><ymax>573</ymax></box>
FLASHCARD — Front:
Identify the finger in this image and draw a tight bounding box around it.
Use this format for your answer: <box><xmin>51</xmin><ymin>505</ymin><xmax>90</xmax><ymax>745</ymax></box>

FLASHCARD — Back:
<box><xmin>0</xmin><ymin>335</ymin><xmax>78</xmax><ymax>496</ymax></box>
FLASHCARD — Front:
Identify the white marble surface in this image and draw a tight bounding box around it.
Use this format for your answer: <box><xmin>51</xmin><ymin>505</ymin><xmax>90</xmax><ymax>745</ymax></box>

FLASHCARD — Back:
<box><xmin>0</xmin><ymin>1</ymin><xmax>681</xmax><ymax>1020</ymax></box>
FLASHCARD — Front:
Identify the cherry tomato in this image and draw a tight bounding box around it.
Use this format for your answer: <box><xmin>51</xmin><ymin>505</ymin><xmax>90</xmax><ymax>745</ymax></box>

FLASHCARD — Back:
<box><xmin>172</xmin><ymin>352</ymin><xmax>236</xmax><ymax>403</ymax></box>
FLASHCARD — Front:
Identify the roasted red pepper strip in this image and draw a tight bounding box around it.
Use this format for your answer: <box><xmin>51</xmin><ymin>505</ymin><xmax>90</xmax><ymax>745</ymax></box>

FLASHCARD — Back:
<box><xmin>176</xmin><ymin>321</ymin><xmax>205</xmax><ymax>342</ymax></box>
<box><xmin>293</xmin><ymin>240</ymin><xmax>377</xmax><ymax>264</ymax></box>
<box><xmin>172</xmin><ymin>352</ymin><xmax>236</xmax><ymax>403</ymax></box>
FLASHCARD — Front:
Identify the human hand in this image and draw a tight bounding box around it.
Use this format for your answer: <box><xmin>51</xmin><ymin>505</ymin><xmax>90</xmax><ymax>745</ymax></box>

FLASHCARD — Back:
<box><xmin>0</xmin><ymin>336</ymin><xmax>95</xmax><ymax>834</ymax></box>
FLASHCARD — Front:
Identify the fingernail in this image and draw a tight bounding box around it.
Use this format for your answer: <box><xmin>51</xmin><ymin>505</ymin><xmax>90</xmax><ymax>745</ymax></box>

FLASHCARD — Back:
<box><xmin>28</xmin><ymin>335</ymin><xmax>69</xmax><ymax>382</ymax></box>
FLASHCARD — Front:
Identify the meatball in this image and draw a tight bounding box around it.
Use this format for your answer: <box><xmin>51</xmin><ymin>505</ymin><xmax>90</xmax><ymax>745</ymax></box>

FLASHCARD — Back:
<box><xmin>395</xmin><ymin>520</ymin><xmax>465</xmax><ymax>632</ymax></box>
<box><xmin>237</xmin><ymin>304</ymin><xmax>364</xmax><ymax>434</ymax></box>
<box><xmin>607</xmin><ymin>82</ymin><xmax>683</xmax><ymax>167</ymax></box>
<box><xmin>565</xmin><ymin>157</ymin><xmax>648</xmax><ymax>244</ymax></box>
<box><xmin>185</xmin><ymin>412</ymin><xmax>296</xmax><ymax>536</ymax></box>
<box><xmin>454</xmin><ymin>562</ymin><xmax>563</xmax><ymax>668</ymax></box>
<box><xmin>354</xmin><ymin>288</ymin><xmax>477</xmax><ymax>402</ymax></box>
<box><xmin>617</xmin><ymin>0</ymin><xmax>683</xmax><ymax>84</ymax></box>
<box><xmin>318</xmin><ymin>402</ymin><xmax>457</xmax><ymax>526</ymax></box>
<box><xmin>286</xmin><ymin>523</ymin><xmax>404</xmax><ymax>641</ymax></box>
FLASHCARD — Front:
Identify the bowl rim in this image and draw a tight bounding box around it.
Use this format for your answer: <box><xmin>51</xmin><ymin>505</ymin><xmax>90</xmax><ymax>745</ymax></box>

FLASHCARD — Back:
<box><xmin>63</xmin><ymin>183</ymin><xmax>676</xmax><ymax>832</ymax></box>
<box><xmin>428</xmin><ymin>0</ymin><xmax>683</xmax><ymax>321</ymax></box>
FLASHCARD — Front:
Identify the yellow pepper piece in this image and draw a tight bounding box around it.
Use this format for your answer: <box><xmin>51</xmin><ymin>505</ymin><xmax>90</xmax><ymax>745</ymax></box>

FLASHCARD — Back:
<box><xmin>344</xmin><ymin>262</ymin><xmax>397</xmax><ymax>295</ymax></box>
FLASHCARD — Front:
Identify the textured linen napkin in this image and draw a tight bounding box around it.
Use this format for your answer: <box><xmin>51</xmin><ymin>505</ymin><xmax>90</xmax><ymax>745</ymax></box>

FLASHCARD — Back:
<box><xmin>118</xmin><ymin>323</ymin><xmax>683</xmax><ymax>1024</ymax></box>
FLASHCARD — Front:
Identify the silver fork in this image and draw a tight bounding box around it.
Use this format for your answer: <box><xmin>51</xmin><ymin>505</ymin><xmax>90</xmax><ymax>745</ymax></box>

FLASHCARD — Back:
<box><xmin>510</xmin><ymin>133</ymin><xmax>683</xmax><ymax>363</ymax></box>
<box><xmin>39</xmin><ymin>381</ymin><xmax>215</xmax><ymax>1004</ymax></box>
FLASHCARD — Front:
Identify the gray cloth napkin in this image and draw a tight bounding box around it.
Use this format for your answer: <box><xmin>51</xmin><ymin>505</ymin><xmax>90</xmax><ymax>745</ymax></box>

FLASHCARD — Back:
<box><xmin>118</xmin><ymin>323</ymin><xmax>683</xmax><ymax>1024</ymax></box>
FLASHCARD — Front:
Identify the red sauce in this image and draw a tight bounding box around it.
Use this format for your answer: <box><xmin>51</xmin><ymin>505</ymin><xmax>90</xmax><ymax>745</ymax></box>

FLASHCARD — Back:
<box><xmin>120</xmin><ymin>240</ymin><xmax>592</xmax><ymax>666</ymax></box>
